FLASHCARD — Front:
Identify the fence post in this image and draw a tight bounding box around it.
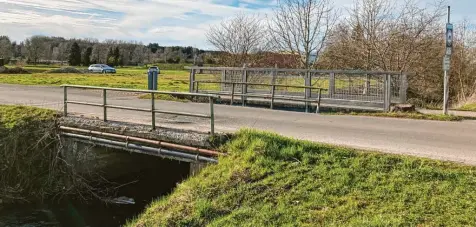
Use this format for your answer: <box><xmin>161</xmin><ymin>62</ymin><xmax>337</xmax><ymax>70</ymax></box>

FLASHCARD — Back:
<box><xmin>63</xmin><ymin>86</ymin><xmax>68</xmax><ymax>117</ymax></box>
<box><xmin>231</xmin><ymin>83</ymin><xmax>235</xmax><ymax>105</ymax></box>
<box><xmin>189</xmin><ymin>68</ymin><xmax>196</xmax><ymax>93</ymax></box>
<box><xmin>103</xmin><ymin>89</ymin><xmax>107</xmax><ymax>121</ymax></box>
<box><xmin>400</xmin><ymin>73</ymin><xmax>408</xmax><ymax>103</ymax></box>
<box><xmin>384</xmin><ymin>74</ymin><xmax>392</xmax><ymax>112</ymax></box>
<box><xmin>316</xmin><ymin>88</ymin><xmax>322</xmax><ymax>114</ymax></box>
<box><xmin>329</xmin><ymin>72</ymin><xmax>335</xmax><ymax>98</ymax></box>
<box><xmin>221</xmin><ymin>69</ymin><xmax>226</xmax><ymax>92</ymax></box>
<box><xmin>209</xmin><ymin>97</ymin><xmax>215</xmax><ymax>136</ymax></box>
<box><xmin>242</xmin><ymin>64</ymin><xmax>247</xmax><ymax>106</ymax></box>
<box><xmin>271</xmin><ymin>85</ymin><xmax>276</xmax><ymax>109</ymax></box>
<box><xmin>272</xmin><ymin>64</ymin><xmax>277</xmax><ymax>86</ymax></box>
<box><xmin>305</xmin><ymin>70</ymin><xmax>311</xmax><ymax>113</ymax></box>
<box><xmin>151</xmin><ymin>91</ymin><xmax>156</xmax><ymax>130</ymax></box>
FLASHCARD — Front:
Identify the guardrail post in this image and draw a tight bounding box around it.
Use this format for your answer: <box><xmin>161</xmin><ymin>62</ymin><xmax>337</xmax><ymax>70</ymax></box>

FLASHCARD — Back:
<box><xmin>189</xmin><ymin>68</ymin><xmax>196</xmax><ymax>93</ymax></box>
<box><xmin>400</xmin><ymin>73</ymin><xmax>408</xmax><ymax>103</ymax></box>
<box><xmin>231</xmin><ymin>83</ymin><xmax>235</xmax><ymax>105</ymax></box>
<box><xmin>63</xmin><ymin>86</ymin><xmax>68</xmax><ymax>117</ymax></box>
<box><xmin>305</xmin><ymin>71</ymin><xmax>311</xmax><ymax>113</ymax></box>
<box><xmin>270</xmin><ymin>85</ymin><xmax>276</xmax><ymax>109</ymax></box>
<box><xmin>242</xmin><ymin>64</ymin><xmax>247</xmax><ymax>106</ymax></box>
<box><xmin>329</xmin><ymin>72</ymin><xmax>335</xmax><ymax>98</ymax></box>
<box><xmin>151</xmin><ymin>91</ymin><xmax>156</xmax><ymax>130</ymax></box>
<box><xmin>316</xmin><ymin>88</ymin><xmax>322</xmax><ymax>113</ymax></box>
<box><xmin>209</xmin><ymin>97</ymin><xmax>214</xmax><ymax>136</ymax></box>
<box><xmin>103</xmin><ymin>89</ymin><xmax>107</xmax><ymax>121</ymax></box>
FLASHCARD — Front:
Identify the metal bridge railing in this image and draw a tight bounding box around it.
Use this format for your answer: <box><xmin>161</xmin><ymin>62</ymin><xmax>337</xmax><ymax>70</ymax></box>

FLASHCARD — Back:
<box><xmin>187</xmin><ymin>66</ymin><xmax>408</xmax><ymax>112</ymax></box>
<box><xmin>193</xmin><ymin>80</ymin><xmax>327</xmax><ymax>113</ymax></box>
<box><xmin>61</xmin><ymin>85</ymin><xmax>219</xmax><ymax>136</ymax></box>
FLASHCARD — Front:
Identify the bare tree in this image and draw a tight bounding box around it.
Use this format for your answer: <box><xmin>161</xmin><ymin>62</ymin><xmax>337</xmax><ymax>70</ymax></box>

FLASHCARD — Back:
<box><xmin>206</xmin><ymin>13</ymin><xmax>268</xmax><ymax>66</ymax></box>
<box><xmin>25</xmin><ymin>36</ymin><xmax>45</xmax><ymax>64</ymax></box>
<box><xmin>269</xmin><ymin>0</ymin><xmax>338</xmax><ymax>69</ymax></box>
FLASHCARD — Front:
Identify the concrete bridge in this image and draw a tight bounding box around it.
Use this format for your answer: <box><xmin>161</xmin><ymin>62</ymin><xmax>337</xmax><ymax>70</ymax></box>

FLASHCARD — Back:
<box><xmin>1</xmin><ymin>84</ymin><xmax>476</xmax><ymax>165</ymax></box>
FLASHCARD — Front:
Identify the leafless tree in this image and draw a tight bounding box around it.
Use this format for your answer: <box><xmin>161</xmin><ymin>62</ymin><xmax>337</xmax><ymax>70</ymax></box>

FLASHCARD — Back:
<box><xmin>318</xmin><ymin>0</ymin><xmax>447</xmax><ymax>103</ymax></box>
<box><xmin>206</xmin><ymin>13</ymin><xmax>269</xmax><ymax>66</ymax></box>
<box><xmin>25</xmin><ymin>36</ymin><xmax>45</xmax><ymax>64</ymax></box>
<box><xmin>268</xmin><ymin>0</ymin><xmax>338</xmax><ymax>69</ymax></box>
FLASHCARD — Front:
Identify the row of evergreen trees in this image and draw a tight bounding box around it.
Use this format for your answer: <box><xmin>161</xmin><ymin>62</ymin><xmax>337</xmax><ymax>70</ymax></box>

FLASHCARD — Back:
<box><xmin>68</xmin><ymin>42</ymin><xmax>123</xmax><ymax>66</ymax></box>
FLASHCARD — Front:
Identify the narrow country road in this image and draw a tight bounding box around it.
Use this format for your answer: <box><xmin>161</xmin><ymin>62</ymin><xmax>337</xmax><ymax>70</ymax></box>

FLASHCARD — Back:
<box><xmin>2</xmin><ymin>84</ymin><xmax>476</xmax><ymax>165</ymax></box>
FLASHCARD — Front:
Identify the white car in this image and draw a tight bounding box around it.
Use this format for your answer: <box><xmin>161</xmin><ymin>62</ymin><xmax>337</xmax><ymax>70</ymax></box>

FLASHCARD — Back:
<box><xmin>88</xmin><ymin>64</ymin><xmax>116</xmax><ymax>74</ymax></box>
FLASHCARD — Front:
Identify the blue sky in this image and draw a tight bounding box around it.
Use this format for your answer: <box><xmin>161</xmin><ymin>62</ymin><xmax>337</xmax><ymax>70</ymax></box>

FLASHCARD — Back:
<box><xmin>0</xmin><ymin>0</ymin><xmax>474</xmax><ymax>49</ymax></box>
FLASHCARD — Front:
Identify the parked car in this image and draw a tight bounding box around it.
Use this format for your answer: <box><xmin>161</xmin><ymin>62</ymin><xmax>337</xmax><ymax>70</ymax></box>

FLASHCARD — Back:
<box><xmin>88</xmin><ymin>64</ymin><xmax>116</xmax><ymax>74</ymax></box>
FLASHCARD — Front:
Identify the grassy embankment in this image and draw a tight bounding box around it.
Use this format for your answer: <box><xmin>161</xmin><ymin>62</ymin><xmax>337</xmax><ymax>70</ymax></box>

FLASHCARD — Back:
<box><xmin>0</xmin><ymin>105</ymin><xmax>62</xmax><ymax>203</ymax></box>
<box><xmin>128</xmin><ymin>129</ymin><xmax>476</xmax><ymax>226</ymax></box>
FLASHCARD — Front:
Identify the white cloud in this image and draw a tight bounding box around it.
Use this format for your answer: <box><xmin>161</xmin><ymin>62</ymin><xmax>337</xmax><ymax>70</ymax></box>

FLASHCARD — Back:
<box><xmin>0</xmin><ymin>0</ymin><xmax>474</xmax><ymax>48</ymax></box>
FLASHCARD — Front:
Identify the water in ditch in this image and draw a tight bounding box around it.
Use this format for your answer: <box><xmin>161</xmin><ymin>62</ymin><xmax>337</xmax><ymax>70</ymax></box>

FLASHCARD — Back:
<box><xmin>0</xmin><ymin>152</ymin><xmax>191</xmax><ymax>227</ymax></box>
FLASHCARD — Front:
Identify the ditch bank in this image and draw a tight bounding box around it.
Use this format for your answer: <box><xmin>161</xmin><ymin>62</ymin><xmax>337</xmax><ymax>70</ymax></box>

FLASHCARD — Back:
<box><xmin>0</xmin><ymin>105</ymin><xmax>227</xmax><ymax>226</ymax></box>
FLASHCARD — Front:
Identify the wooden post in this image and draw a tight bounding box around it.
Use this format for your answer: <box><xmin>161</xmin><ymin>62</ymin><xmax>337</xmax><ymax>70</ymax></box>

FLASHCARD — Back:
<box><xmin>189</xmin><ymin>68</ymin><xmax>196</xmax><ymax>93</ymax></box>
<box><xmin>329</xmin><ymin>72</ymin><xmax>335</xmax><ymax>98</ymax></box>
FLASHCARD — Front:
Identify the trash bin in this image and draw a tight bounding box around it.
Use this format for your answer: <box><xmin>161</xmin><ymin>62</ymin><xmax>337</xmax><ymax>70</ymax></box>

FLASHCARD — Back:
<box><xmin>147</xmin><ymin>66</ymin><xmax>160</xmax><ymax>90</ymax></box>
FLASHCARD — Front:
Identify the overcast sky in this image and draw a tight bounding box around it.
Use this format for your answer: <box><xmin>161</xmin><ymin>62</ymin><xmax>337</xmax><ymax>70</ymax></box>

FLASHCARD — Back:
<box><xmin>0</xmin><ymin>0</ymin><xmax>474</xmax><ymax>49</ymax></box>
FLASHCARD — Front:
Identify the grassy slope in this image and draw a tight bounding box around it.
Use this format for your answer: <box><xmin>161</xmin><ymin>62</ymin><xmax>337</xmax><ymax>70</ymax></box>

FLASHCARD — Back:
<box><xmin>0</xmin><ymin>105</ymin><xmax>56</xmax><ymax>128</ymax></box>
<box><xmin>129</xmin><ymin>129</ymin><xmax>476</xmax><ymax>227</ymax></box>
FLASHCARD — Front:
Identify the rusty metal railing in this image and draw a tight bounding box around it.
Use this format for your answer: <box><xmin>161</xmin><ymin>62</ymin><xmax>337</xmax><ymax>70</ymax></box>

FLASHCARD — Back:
<box><xmin>61</xmin><ymin>85</ymin><xmax>219</xmax><ymax>136</ymax></box>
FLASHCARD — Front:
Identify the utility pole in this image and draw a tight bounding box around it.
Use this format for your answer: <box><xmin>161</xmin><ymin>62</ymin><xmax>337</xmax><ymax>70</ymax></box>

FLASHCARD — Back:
<box><xmin>443</xmin><ymin>6</ymin><xmax>453</xmax><ymax>115</ymax></box>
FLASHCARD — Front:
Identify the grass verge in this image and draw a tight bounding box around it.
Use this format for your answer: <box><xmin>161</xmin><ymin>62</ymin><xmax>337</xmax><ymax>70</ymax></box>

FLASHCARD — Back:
<box><xmin>327</xmin><ymin>111</ymin><xmax>464</xmax><ymax>121</ymax></box>
<box><xmin>128</xmin><ymin>129</ymin><xmax>476</xmax><ymax>226</ymax></box>
<box><xmin>457</xmin><ymin>103</ymin><xmax>476</xmax><ymax>112</ymax></box>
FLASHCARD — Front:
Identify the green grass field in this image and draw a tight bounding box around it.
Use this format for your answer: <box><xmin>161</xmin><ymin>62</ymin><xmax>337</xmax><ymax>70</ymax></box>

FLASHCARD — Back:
<box><xmin>0</xmin><ymin>66</ymin><xmax>192</xmax><ymax>91</ymax></box>
<box><xmin>458</xmin><ymin>103</ymin><xmax>476</xmax><ymax>112</ymax></box>
<box><xmin>128</xmin><ymin>129</ymin><xmax>476</xmax><ymax>226</ymax></box>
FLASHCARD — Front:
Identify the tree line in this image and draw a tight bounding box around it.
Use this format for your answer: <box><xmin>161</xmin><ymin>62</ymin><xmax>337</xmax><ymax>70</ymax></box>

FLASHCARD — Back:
<box><xmin>205</xmin><ymin>0</ymin><xmax>476</xmax><ymax>106</ymax></box>
<box><xmin>0</xmin><ymin>36</ymin><xmax>212</xmax><ymax>66</ymax></box>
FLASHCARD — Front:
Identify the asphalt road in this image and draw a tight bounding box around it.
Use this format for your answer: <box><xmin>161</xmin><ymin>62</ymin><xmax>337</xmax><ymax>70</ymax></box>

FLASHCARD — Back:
<box><xmin>2</xmin><ymin>84</ymin><xmax>476</xmax><ymax>165</ymax></box>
